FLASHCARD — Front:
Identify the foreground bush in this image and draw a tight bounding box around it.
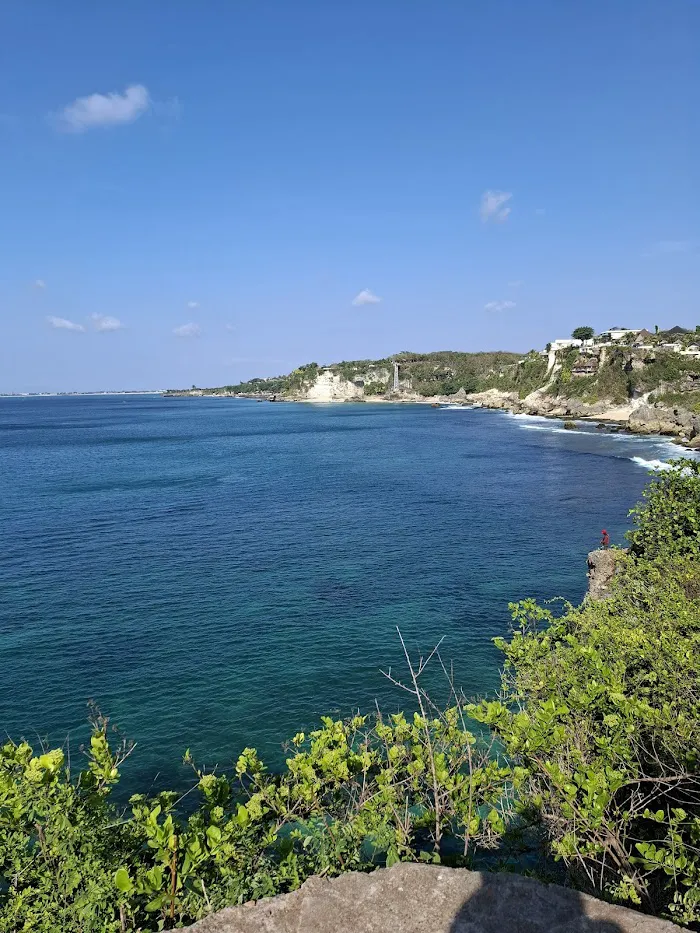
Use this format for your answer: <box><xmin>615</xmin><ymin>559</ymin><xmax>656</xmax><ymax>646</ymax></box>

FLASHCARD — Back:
<box><xmin>0</xmin><ymin>666</ymin><xmax>510</xmax><ymax>931</ymax></box>
<box><xmin>471</xmin><ymin>461</ymin><xmax>700</xmax><ymax>925</ymax></box>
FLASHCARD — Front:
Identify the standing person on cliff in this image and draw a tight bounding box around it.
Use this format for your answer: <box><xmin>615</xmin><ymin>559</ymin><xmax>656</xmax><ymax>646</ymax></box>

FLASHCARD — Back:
<box><xmin>600</xmin><ymin>529</ymin><xmax>610</xmax><ymax>549</ymax></box>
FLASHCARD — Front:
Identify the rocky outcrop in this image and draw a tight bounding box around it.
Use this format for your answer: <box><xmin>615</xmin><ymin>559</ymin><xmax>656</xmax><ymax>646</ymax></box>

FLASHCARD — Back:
<box><xmin>628</xmin><ymin>403</ymin><xmax>700</xmax><ymax>440</ymax></box>
<box><xmin>587</xmin><ymin>549</ymin><xmax>627</xmax><ymax>600</ymax></box>
<box><xmin>187</xmin><ymin>863</ymin><xmax>685</xmax><ymax>932</ymax></box>
<box><xmin>464</xmin><ymin>389</ymin><xmax>634</xmax><ymax>423</ymax></box>
<box><xmin>464</xmin><ymin>389</ymin><xmax>700</xmax><ymax>443</ymax></box>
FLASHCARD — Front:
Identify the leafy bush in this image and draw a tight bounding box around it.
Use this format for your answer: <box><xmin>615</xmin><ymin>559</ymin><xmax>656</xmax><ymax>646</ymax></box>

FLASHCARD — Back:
<box><xmin>627</xmin><ymin>458</ymin><xmax>700</xmax><ymax>559</ymax></box>
<box><xmin>0</xmin><ymin>658</ymin><xmax>511</xmax><ymax>930</ymax></box>
<box><xmin>470</xmin><ymin>461</ymin><xmax>700</xmax><ymax>925</ymax></box>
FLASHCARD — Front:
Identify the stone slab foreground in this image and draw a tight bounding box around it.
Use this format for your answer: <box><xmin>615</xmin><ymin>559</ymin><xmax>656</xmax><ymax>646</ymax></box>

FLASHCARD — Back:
<box><xmin>188</xmin><ymin>863</ymin><xmax>686</xmax><ymax>933</ymax></box>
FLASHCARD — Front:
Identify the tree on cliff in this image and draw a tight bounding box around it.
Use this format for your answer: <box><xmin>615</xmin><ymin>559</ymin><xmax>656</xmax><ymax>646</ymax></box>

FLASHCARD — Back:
<box><xmin>571</xmin><ymin>326</ymin><xmax>594</xmax><ymax>341</ymax></box>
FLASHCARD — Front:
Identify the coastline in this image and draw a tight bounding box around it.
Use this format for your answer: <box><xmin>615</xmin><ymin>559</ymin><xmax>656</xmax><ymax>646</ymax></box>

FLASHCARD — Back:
<box><xmin>168</xmin><ymin>387</ymin><xmax>700</xmax><ymax>450</ymax></box>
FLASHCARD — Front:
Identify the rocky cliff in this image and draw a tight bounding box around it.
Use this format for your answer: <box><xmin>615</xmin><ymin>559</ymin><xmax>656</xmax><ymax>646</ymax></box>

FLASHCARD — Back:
<box><xmin>187</xmin><ymin>862</ymin><xmax>685</xmax><ymax>933</ymax></box>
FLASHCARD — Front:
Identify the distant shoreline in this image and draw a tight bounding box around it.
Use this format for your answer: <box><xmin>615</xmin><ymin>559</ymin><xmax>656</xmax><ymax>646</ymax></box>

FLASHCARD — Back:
<box><xmin>0</xmin><ymin>390</ymin><xmax>164</xmax><ymax>398</ymax></box>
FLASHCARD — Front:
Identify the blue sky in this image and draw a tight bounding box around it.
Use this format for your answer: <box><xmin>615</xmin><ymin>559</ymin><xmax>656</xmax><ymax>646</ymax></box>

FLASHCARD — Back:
<box><xmin>1</xmin><ymin>1</ymin><xmax>698</xmax><ymax>391</ymax></box>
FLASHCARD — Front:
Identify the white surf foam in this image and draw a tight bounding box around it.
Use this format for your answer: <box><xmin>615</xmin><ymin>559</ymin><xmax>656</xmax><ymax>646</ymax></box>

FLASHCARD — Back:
<box><xmin>630</xmin><ymin>456</ymin><xmax>677</xmax><ymax>472</ymax></box>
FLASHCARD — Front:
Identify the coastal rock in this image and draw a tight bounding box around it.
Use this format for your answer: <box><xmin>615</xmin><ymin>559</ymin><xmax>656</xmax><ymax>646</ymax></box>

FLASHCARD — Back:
<box><xmin>186</xmin><ymin>863</ymin><xmax>685</xmax><ymax>933</ymax></box>
<box><xmin>462</xmin><ymin>388</ymin><xmax>700</xmax><ymax>442</ymax></box>
<box><xmin>628</xmin><ymin>404</ymin><xmax>700</xmax><ymax>439</ymax></box>
<box><xmin>587</xmin><ymin>549</ymin><xmax>626</xmax><ymax>600</ymax></box>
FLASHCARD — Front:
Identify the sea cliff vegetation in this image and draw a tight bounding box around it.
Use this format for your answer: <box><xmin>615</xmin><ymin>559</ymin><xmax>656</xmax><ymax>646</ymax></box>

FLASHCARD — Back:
<box><xmin>2</xmin><ymin>463</ymin><xmax>699</xmax><ymax>930</ymax></box>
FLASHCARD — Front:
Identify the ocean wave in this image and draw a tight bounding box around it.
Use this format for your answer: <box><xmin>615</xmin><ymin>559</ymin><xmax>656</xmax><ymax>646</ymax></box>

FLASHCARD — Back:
<box><xmin>503</xmin><ymin>412</ymin><xmax>553</xmax><ymax>423</ymax></box>
<box><xmin>517</xmin><ymin>423</ymin><xmax>575</xmax><ymax>434</ymax></box>
<box><xmin>630</xmin><ymin>456</ymin><xmax>677</xmax><ymax>471</ymax></box>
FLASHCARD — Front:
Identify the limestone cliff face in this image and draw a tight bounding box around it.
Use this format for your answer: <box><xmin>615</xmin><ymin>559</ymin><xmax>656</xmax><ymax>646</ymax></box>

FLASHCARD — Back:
<box><xmin>304</xmin><ymin>371</ymin><xmax>365</xmax><ymax>402</ymax></box>
<box><xmin>187</xmin><ymin>862</ymin><xmax>684</xmax><ymax>933</ymax></box>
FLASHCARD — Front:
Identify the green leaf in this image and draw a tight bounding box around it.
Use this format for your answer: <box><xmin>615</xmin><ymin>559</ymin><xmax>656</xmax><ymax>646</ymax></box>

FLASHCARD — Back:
<box><xmin>114</xmin><ymin>867</ymin><xmax>133</xmax><ymax>893</ymax></box>
<box><xmin>386</xmin><ymin>845</ymin><xmax>400</xmax><ymax>867</ymax></box>
<box><xmin>206</xmin><ymin>824</ymin><xmax>222</xmax><ymax>847</ymax></box>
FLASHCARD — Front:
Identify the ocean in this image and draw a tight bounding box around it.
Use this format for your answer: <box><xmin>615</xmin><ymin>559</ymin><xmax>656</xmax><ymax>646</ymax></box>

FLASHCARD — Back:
<box><xmin>0</xmin><ymin>395</ymin><xmax>683</xmax><ymax>792</ymax></box>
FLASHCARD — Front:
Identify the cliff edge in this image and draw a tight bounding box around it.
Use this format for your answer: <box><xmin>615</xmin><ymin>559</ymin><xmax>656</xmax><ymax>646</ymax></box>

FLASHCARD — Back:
<box><xmin>187</xmin><ymin>862</ymin><xmax>685</xmax><ymax>932</ymax></box>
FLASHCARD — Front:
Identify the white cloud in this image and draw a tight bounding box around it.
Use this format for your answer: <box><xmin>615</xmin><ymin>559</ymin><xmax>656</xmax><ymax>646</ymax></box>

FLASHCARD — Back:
<box><xmin>34</xmin><ymin>279</ymin><xmax>46</xmax><ymax>289</ymax></box>
<box><xmin>56</xmin><ymin>84</ymin><xmax>150</xmax><ymax>132</ymax></box>
<box><xmin>480</xmin><ymin>190</ymin><xmax>512</xmax><ymax>223</ymax></box>
<box><xmin>484</xmin><ymin>300</ymin><xmax>516</xmax><ymax>312</ymax></box>
<box><xmin>187</xmin><ymin>300</ymin><xmax>199</xmax><ymax>309</ymax></box>
<box><xmin>507</xmin><ymin>280</ymin><xmax>522</xmax><ymax>288</ymax></box>
<box><xmin>225</xmin><ymin>323</ymin><xmax>235</xmax><ymax>331</ymax></box>
<box><xmin>47</xmin><ymin>315</ymin><xmax>85</xmax><ymax>332</ymax></box>
<box><xmin>91</xmin><ymin>313</ymin><xmax>123</xmax><ymax>332</ymax></box>
<box><xmin>352</xmin><ymin>288</ymin><xmax>381</xmax><ymax>306</ymax></box>
<box><xmin>173</xmin><ymin>322</ymin><xmax>201</xmax><ymax>338</ymax></box>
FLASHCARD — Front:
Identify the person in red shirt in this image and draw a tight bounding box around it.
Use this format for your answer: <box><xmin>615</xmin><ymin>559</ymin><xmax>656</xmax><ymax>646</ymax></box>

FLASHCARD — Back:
<box><xmin>600</xmin><ymin>529</ymin><xmax>610</xmax><ymax>549</ymax></box>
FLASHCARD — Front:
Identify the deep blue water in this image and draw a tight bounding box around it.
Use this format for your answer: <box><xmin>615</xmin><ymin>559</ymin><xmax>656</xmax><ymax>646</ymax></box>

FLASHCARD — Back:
<box><xmin>0</xmin><ymin>396</ymin><xmax>681</xmax><ymax>791</ymax></box>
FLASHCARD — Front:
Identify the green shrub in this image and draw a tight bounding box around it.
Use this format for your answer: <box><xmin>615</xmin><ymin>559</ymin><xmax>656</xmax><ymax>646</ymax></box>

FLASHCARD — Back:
<box><xmin>0</xmin><ymin>673</ymin><xmax>510</xmax><ymax>930</ymax></box>
<box><xmin>627</xmin><ymin>458</ymin><xmax>700</xmax><ymax>559</ymax></box>
<box><xmin>470</xmin><ymin>461</ymin><xmax>700</xmax><ymax>924</ymax></box>
<box><xmin>363</xmin><ymin>380</ymin><xmax>389</xmax><ymax>396</ymax></box>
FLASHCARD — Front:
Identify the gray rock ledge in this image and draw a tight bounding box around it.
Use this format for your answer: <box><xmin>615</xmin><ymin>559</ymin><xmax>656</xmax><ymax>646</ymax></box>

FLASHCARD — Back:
<box><xmin>187</xmin><ymin>862</ymin><xmax>686</xmax><ymax>932</ymax></box>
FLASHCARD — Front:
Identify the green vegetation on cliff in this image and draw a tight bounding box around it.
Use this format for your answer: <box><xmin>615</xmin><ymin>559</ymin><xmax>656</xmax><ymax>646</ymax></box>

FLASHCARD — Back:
<box><xmin>188</xmin><ymin>351</ymin><xmax>524</xmax><ymax>398</ymax></box>
<box><xmin>2</xmin><ymin>465</ymin><xmax>699</xmax><ymax>929</ymax></box>
<box><xmin>471</xmin><ymin>460</ymin><xmax>700</xmax><ymax>925</ymax></box>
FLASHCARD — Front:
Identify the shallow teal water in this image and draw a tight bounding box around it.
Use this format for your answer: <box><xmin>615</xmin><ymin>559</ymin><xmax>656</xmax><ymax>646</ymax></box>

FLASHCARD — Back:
<box><xmin>0</xmin><ymin>396</ymin><xmax>679</xmax><ymax>791</ymax></box>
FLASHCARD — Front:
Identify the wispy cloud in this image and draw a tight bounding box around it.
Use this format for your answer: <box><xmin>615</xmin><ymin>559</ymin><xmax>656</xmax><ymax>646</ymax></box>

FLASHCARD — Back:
<box><xmin>34</xmin><ymin>279</ymin><xmax>46</xmax><ymax>289</ymax></box>
<box><xmin>352</xmin><ymin>288</ymin><xmax>381</xmax><ymax>306</ymax></box>
<box><xmin>91</xmin><ymin>313</ymin><xmax>123</xmax><ymax>332</ymax></box>
<box><xmin>534</xmin><ymin>208</ymin><xmax>546</xmax><ymax>216</ymax></box>
<box><xmin>187</xmin><ymin>300</ymin><xmax>199</xmax><ymax>309</ymax></box>
<box><xmin>47</xmin><ymin>316</ymin><xmax>85</xmax><ymax>332</ymax></box>
<box><xmin>225</xmin><ymin>323</ymin><xmax>235</xmax><ymax>331</ymax></box>
<box><xmin>480</xmin><ymin>190</ymin><xmax>512</xmax><ymax>223</ymax></box>
<box><xmin>645</xmin><ymin>240</ymin><xmax>694</xmax><ymax>257</ymax></box>
<box><xmin>484</xmin><ymin>300</ymin><xmax>516</xmax><ymax>312</ymax></box>
<box><xmin>174</xmin><ymin>322</ymin><xmax>201</xmax><ymax>338</ymax></box>
<box><xmin>507</xmin><ymin>280</ymin><xmax>522</xmax><ymax>288</ymax></box>
<box><xmin>54</xmin><ymin>84</ymin><xmax>150</xmax><ymax>132</ymax></box>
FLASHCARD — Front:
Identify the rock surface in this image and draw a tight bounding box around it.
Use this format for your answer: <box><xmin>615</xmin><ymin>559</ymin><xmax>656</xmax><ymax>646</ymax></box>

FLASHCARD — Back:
<box><xmin>187</xmin><ymin>863</ymin><xmax>685</xmax><ymax>932</ymax></box>
<box><xmin>587</xmin><ymin>549</ymin><xmax>626</xmax><ymax>600</ymax></box>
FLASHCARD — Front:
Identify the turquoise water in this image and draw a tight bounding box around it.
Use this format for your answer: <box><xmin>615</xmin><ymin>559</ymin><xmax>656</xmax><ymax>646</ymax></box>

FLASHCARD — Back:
<box><xmin>0</xmin><ymin>396</ymin><xmax>679</xmax><ymax>791</ymax></box>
